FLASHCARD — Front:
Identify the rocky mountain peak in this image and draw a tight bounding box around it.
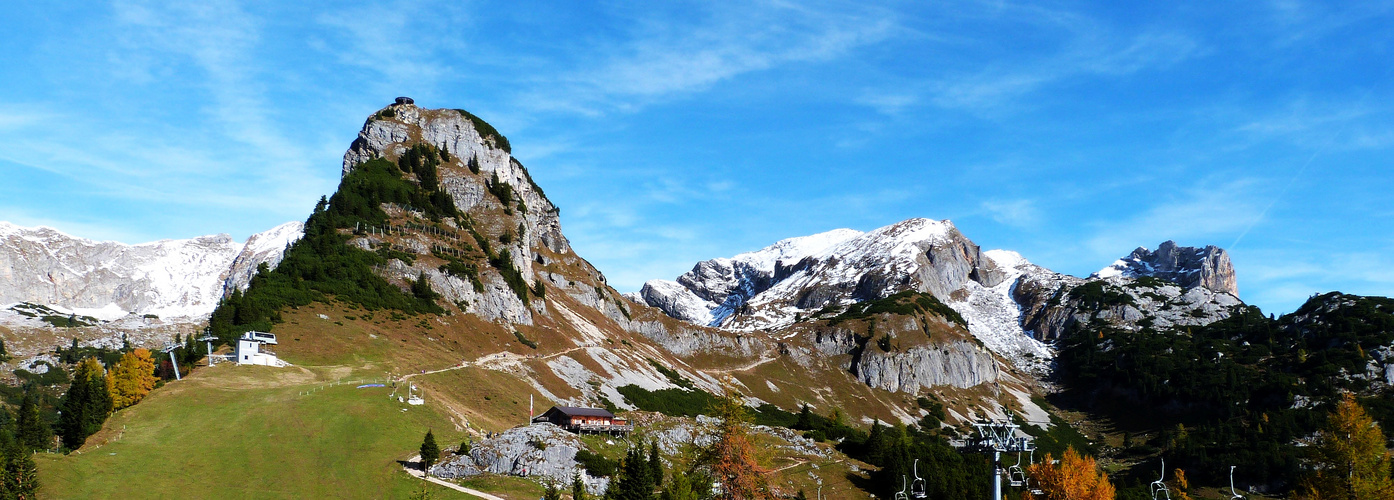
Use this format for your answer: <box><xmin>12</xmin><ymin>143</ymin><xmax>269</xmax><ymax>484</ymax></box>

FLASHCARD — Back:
<box><xmin>1093</xmin><ymin>240</ymin><xmax>1238</xmax><ymax>296</ymax></box>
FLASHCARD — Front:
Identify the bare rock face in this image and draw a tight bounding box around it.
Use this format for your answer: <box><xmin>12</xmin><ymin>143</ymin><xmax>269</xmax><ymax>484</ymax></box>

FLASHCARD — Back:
<box><xmin>430</xmin><ymin>423</ymin><xmax>607</xmax><ymax>494</ymax></box>
<box><xmin>0</xmin><ymin>221</ymin><xmax>302</xmax><ymax>320</ymax></box>
<box><xmin>1093</xmin><ymin>241</ymin><xmax>1238</xmax><ymax>296</ymax></box>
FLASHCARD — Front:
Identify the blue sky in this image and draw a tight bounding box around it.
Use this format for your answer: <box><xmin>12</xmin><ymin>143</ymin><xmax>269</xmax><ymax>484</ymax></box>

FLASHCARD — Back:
<box><xmin>1</xmin><ymin>1</ymin><xmax>1391</xmax><ymax>315</ymax></box>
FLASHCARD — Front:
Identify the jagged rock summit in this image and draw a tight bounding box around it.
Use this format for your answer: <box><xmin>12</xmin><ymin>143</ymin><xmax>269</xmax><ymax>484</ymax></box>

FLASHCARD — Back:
<box><xmin>0</xmin><ymin>221</ymin><xmax>302</xmax><ymax>320</ymax></box>
<box><xmin>1093</xmin><ymin>240</ymin><xmax>1238</xmax><ymax>296</ymax></box>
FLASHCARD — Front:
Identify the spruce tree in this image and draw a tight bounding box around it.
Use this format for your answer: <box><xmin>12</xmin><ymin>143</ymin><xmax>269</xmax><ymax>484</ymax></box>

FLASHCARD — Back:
<box><xmin>420</xmin><ymin>430</ymin><xmax>440</xmax><ymax>473</ymax></box>
<box><xmin>647</xmin><ymin>441</ymin><xmax>663</xmax><ymax>489</ymax></box>
<box><xmin>413</xmin><ymin>272</ymin><xmax>437</xmax><ymax>301</ymax></box>
<box><xmin>15</xmin><ymin>388</ymin><xmax>50</xmax><ymax>452</ymax></box>
<box><xmin>660</xmin><ymin>472</ymin><xmax>698</xmax><ymax>500</ymax></box>
<box><xmin>58</xmin><ymin>357</ymin><xmax>111</xmax><ymax>450</ymax></box>
<box><xmin>5</xmin><ymin>442</ymin><xmax>37</xmax><ymax>499</ymax></box>
<box><xmin>795</xmin><ymin>404</ymin><xmax>813</xmax><ymax>430</ymax></box>
<box><xmin>572</xmin><ymin>472</ymin><xmax>586</xmax><ymax>500</ymax></box>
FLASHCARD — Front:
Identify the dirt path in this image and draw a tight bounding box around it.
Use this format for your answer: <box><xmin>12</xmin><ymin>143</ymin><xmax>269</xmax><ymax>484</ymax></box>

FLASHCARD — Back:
<box><xmin>403</xmin><ymin>345</ymin><xmax>596</xmax><ymax>382</ymax></box>
<box><xmin>701</xmin><ymin>356</ymin><xmax>777</xmax><ymax>374</ymax></box>
<box><xmin>404</xmin><ymin>455</ymin><xmax>506</xmax><ymax>500</ymax></box>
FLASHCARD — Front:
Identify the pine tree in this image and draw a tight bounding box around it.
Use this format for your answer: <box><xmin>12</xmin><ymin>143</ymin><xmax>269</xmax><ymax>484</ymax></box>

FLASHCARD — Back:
<box><xmin>109</xmin><ymin>349</ymin><xmax>158</xmax><ymax>410</ymax></box>
<box><xmin>660</xmin><ymin>472</ymin><xmax>699</xmax><ymax>500</ymax></box>
<box><xmin>420</xmin><ymin>430</ymin><xmax>441</xmax><ymax>473</ymax></box>
<box><xmin>5</xmin><ymin>443</ymin><xmax>38</xmax><ymax>500</ymax></box>
<box><xmin>794</xmin><ymin>404</ymin><xmax>812</xmax><ymax>430</ymax></box>
<box><xmin>543</xmin><ymin>481</ymin><xmax>562</xmax><ymax>500</ymax></box>
<box><xmin>468</xmin><ymin>154</ymin><xmax>480</xmax><ymax>174</ymax></box>
<box><xmin>413</xmin><ymin>272</ymin><xmax>437</xmax><ymax>301</ymax></box>
<box><xmin>58</xmin><ymin>357</ymin><xmax>112</xmax><ymax>450</ymax></box>
<box><xmin>1298</xmin><ymin>394</ymin><xmax>1394</xmax><ymax>500</ymax></box>
<box><xmin>648</xmin><ymin>441</ymin><xmax>663</xmax><ymax>489</ymax></box>
<box><xmin>573</xmin><ymin>472</ymin><xmax>587</xmax><ymax>500</ymax></box>
<box><xmin>612</xmin><ymin>446</ymin><xmax>653</xmax><ymax>500</ymax></box>
<box><xmin>15</xmin><ymin>388</ymin><xmax>51</xmax><ymax>452</ymax></box>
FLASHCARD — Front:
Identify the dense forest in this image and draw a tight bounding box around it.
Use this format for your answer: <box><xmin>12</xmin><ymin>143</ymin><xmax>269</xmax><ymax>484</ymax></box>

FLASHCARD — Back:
<box><xmin>1057</xmin><ymin>291</ymin><xmax>1394</xmax><ymax>490</ymax></box>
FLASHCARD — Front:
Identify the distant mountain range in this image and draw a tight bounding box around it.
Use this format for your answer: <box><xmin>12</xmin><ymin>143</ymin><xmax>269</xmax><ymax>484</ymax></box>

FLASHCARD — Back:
<box><xmin>0</xmin><ymin>220</ymin><xmax>302</xmax><ymax>322</ymax></box>
<box><xmin>629</xmin><ymin>219</ymin><xmax>1241</xmax><ymax>373</ymax></box>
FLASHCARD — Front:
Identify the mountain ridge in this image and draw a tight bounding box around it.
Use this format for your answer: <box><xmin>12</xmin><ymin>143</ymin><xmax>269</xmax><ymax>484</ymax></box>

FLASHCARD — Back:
<box><xmin>0</xmin><ymin>220</ymin><xmax>302</xmax><ymax>321</ymax></box>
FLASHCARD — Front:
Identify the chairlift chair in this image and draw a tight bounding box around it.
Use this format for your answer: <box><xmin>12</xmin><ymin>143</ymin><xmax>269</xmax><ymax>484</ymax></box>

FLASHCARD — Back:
<box><xmin>1228</xmin><ymin>466</ymin><xmax>1244</xmax><ymax>499</ymax></box>
<box><xmin>910</xmin><ymin>459</ymin><xmax>928</xmax><ymax>499</ymax></box>
<box><xmin>893</xmin><ymin>475</ymin><xmax>909</xmax><ymax>500</ymax></box>
<box><xmin>1007</xmin><ymin>451</ymin><xmax>1028</xmax><ymax>487</ymax></box>
<box><xmin>1150</xmin><ymin>458</ymin><xmax>1171</xmax><ymax>500</ymax></box>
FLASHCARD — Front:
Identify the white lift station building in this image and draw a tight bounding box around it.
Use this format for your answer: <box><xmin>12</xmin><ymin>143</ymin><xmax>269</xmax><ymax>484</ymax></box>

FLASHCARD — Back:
<box><xmin>235</xmin><ymin>331</ymin><xmax>288</xmax><ymax>367</ymax></box>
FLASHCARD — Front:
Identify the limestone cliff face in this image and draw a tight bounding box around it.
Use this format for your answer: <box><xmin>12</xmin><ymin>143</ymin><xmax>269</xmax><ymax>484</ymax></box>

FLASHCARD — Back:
<box><xmin>1093</xmin><ymin>241</ymin><xmax>1238</xmax><ymax>296</ymax></box>
<box><xmin>339</xmin><ymin>102</ymin><xmax>601</xmax><ymax>326</ymax></box>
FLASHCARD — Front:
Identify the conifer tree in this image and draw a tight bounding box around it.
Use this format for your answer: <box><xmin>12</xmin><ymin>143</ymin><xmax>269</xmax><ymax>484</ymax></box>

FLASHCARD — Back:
<box><xmin>109</xmin><ymin>349</ymin><xmax>158</xmax><ymax>410</ymax></box>
<box><xmin>611</xmin><ymin>446</ymin><xmax>653</xmax><ymax>500</ymax></box>
<box><xmin>1298</xmin><ymin>394</ymin><xmax>1394</xmax><ymax>500</ymax></box>
<box><xmin>697</xmin><ymin>391</ymin><xmax>772</xmax><ymax>500</ymax></box>
<box><xmin>794</xmin><ymin>404</ymin><xmax>812</xmax><ymax>430</ymax></box>
<box><xmin>660</xmin><ymin>472</ymin><xmax>699</xmax><ymax>500</ymax></box>
<box><xmin>15</xmin><ymin>388</ymin><xmax>50</xmax><ymax>452</ymax></box>
<box><xmin>58</xmin><ymin>357</ymin><xmax>112</xmax><ymax>450</ymax></box>
<box><xmin>412</xmin><ymin>272</ymin><xmax>437</xmax><ymax>301</ymax></box>
<box><xmin>543</xmin><ymin>481</ymin><xmax>562</xmax><ymax>500</ymax></box>
<box><xmin>1026</xmin><ymin>447</ymin><xmax>1115</xmax><ymax>500</ymax></box>
<box><xmin>648</xmin><ymin>441</ymin><xmax>663</xmax><ymax>489</ymax></box>
<box><xmin>5</xmin><ymin>442</ymin><xmax>38</xmax><ymax>500</ymax></box>
<box><xmin>573</xmin><ymin>472</ymin><xmax>587</xmax><ymax>500</ymax></box>
<box><xmin>420</xmin><ymin>430</ymin><xmax>441</xmax><ymax>473</ymax></box>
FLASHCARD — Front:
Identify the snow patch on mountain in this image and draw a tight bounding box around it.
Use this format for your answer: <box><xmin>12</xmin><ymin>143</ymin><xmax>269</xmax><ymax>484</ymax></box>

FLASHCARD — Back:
<box><xmin>943</xmin><ymin>250</ymin><xmax>1053</xmax><ymax>375</ymax></box>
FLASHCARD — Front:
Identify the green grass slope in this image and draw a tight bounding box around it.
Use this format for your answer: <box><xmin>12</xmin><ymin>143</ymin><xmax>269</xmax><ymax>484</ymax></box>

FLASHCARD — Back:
<box><xmin>37</xmin><ymin>364</ymin><xmax>474</xmax><ymax>499</ymax></box>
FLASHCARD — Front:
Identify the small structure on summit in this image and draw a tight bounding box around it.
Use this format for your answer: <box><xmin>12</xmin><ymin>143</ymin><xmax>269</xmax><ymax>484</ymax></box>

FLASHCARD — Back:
<box><xmin>235</xmin><ymin>331</ymin><xmax>286</xmax><ymax>367</ymax></box>
<box><xmin>395</xmin><ymin>96</ymin><xmax>414</xmax><ymax>105</ymax></box>
<box><xmin>532</xmin><ymin>406</ymin><xmax>632</xmax><ymax>435</ymax></box>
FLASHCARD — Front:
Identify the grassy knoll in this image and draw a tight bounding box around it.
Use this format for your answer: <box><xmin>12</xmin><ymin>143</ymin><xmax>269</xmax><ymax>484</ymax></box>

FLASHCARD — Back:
<box><xmin>36</xmin><ymin>364</ymin><xmax>475</xmax><ymax>499</ymax></box>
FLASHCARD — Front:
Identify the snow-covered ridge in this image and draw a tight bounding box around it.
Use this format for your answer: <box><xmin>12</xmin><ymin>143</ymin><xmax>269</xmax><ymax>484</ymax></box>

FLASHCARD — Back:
<box><xmin>630</xmin><ymin>228</ymin><xmax>864</xmax><ymax>328</ymax></box>
<box><xmin>0</xmin><ymin>220</ymin><xmax>303</xmax><ymax>321</ymax></box>
<box><xmin>632</xmin><ymin>218</ymin><xmax>1058</xmax><ymax>373</ymax></box>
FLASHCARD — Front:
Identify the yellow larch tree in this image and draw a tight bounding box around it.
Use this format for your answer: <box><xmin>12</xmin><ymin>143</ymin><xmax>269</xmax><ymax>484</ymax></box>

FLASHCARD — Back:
<box><xmin>108</xmin><ymin>348</ymin><xmax>158</xmax><ymax>409</ymax></box>
<box><xmin>1298</xmin><ymin>393</ymin><xmax>1394</xmax><ymax>500</ymax></box>
<box><xmin>1024</xmin><ymin>447</ymin><xmax>1115</xmax><ymax>500</ymax></box>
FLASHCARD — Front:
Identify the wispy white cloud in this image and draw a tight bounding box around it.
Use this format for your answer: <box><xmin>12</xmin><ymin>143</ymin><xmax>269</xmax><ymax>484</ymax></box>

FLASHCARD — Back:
<box><xmin>928</xmin><ymin>30</ymin><xmax>1199</xmax><ymax>110</ymax></box>
<box><xmin>1236</xmin><ymin>98</ymin><xmax>1394</xmax><ymax>151</ymax></box>
<box><xmin>519</xmin><ymin>2</ymin><xmax>899</xmax><ymax>114</ymax></box>
<box><xmin>980</xmin><ymin>199</ymin><xmax>1040</xmax><ymax>228</ymax></box>
<box><xmin>1084</xmin><ymin>177</ymin><xmax>1267</xmax><ymax>259</ymax></box>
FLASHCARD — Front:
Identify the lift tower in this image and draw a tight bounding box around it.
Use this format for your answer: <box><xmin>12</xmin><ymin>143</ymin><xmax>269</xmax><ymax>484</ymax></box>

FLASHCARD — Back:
<box><xmin>966</xmin><ymin>417</ymin><xmax>1036</xmax><ymax>500</ymax></box>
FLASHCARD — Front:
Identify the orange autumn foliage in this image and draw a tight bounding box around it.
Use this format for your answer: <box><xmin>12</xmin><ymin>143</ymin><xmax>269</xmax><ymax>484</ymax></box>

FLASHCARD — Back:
<box><xmin>1023</xmin><ymin>447</ymin><xmax>1116</xmax><ymax>500</ymax></box>
<box><xmin>108</xmin><ymin>348</ymin><xmax>158</xmax><ymax>409</ymax></box>
<box><xmin>699</xmin><ymin>391</ymin><xmax>773</xmax><ymax>500</ymax></box>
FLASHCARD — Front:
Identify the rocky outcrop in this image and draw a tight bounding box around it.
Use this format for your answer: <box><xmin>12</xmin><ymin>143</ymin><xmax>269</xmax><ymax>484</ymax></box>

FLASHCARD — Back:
<box><xmin>0</xmin><ymin>221</ymin><xmax>301</xmax><ymax>320</ymax></box>
<box><xmin>856</xmin><ymin>341</ymin><xmax>1000</xmax><ymax>392</ymax></box>
<box><xmin>1014</xmin><ymin>271</ymin><xmax>1243</xmax><ymax>341</ymax></box>
<box><xmin>430</xmin><ymin>423</ymin><xmax>608</xmax><ymax>494</ymax></box>
<box><xmin>1093</xmin><ymin>241</ymin><xmax>1238</xmax><ymax>296</ymax></box>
